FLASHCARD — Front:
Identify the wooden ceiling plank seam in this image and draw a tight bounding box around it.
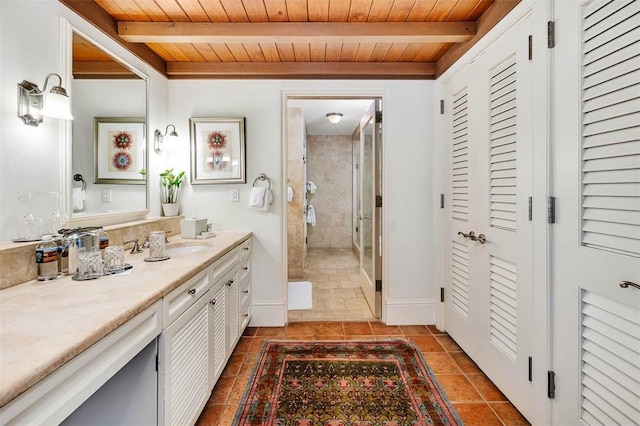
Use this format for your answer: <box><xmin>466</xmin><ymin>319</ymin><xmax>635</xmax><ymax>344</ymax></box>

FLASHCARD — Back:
<box><xmin>162</xmin><ymin>42</ymin><xmax>194</xmax><ymax>61</ymax></box>
<box><xmin>445</xmin><ymin>0</ymin><xmax>484</xmax><ymax>21</ymax></box>
<box><xmin>366</xmin><ymin>0</ymin><xmax>393</xmax><ymax>22</ymax></box>
<box><xmin>307</xmin><ymin>0</ymin><xmax>329</xmax><ymax>21</ymax></box>
<box><xmin>275</xmin><ymin>42</ymin><xmax>296</xmax><ymax>61</ymax></box>
<box><xmin>285</xmin><ymin>0</ymin><xmax>309</xmax><ymax>21</ymax></box>
<box><xmin>328</xmin><ymin>0</ymin><xmax>352</xmax><ymax>22</ymax></box>
<box><xmin>428</xmin><ymin>41</ymin><xmax>452</xmax><ymax>61</ymax></box>
<box><xmin>219</xmin><ymin>0</ymin><xmax>250</xmax><ymax>21</ymax></box>
<box><xmin>94</xmin><ymin>0</ymin><xmax>130</xmax><ymax>20</ymax></box>
<box><xmin>369</xmin><ymin>42</ymin><xmax>393</xmax><ymax>61</ymax></box>
<box><xmin>406</xmin><ymin>0</ymin><xmax>438</xmax><ymax>22</ymax></box>
<box><xmin>243</xmin><ymin>43</ymin><xmax>268</xmax><ymax>61</ymax></box>
<box><xmin>198</xmin><ymin>0</ymin><xmax>232</xmax><ymax>22</ymax></box>
<box><xmin>339</xmin><ymin>43</ymin><xmax>358</xmax><ymax>61</ymax></box>
<box><xmin>436</xmin><ymin>0</ymin><xmax>520</xmax><ymax>77</ymax></box>
<box><xmin>398</xmin><ymin>42</ymin><xmax>427</xmax><ymax>61</ymax></box>
<box><xmin>309</xmin><ymin>42</ymin><xmax>327</xmax><ymax>62</ymax></box>
<box><xmin>263</xmin><ymin>0</ymin><xmax>290</xmax><ymax>21</ymax></box>
<box><xmin>151</xmin><ymin>0</ymin><xmax>191</xmax><ymax>21</ymax></box>
<box><xmin>178</xmin><ymin>42</ymin><xmax>209</xmax><ymax>61</ymax></box>
<box><xmin>325</xmin><ymin>42</ymin><xmax>344</xmax><ymax>61</ymax></box>
<box><xmin>192</xmin><ymin>43</ymin><xmax>223</xmax><ymax>61</ymax></box>
<box><xmin>387</xmin><ymin>0</ymin><xmax>418</xmax><ymax>22</ymax></box>
<box><xmin>464</xmin><ymin>0</ymin><xmax>495</xmax><ymax>20</ymax></box>
<box><xmin>348</xmin><ymin>0</ymin><xmax>373</xmax><ymax>22</ymax></box>
<box><xmin>132</xmin><ymin>0</ymin><xmax>172</xmax><ymax>21</ymax></box>
<box><xmin>166</xmin><ymin>61</ymin><xmax>437</xmax><ymax>78</ymax></box>
<box><xmin>110</xmin><ymin>0</ymin><xmax>152</xmax><ymax>21</ymax></box>
<box><xmin>147</xmin><ymin>42</ymin><xmax>180</xmax><ymax>61</ymax></box>
<box><xmin>241</xmin><ymin>0</ymin><xmax>270</xmax><ymax>22</ymax></box>
<box><xmin>292</xmin><ymin>42</ymin><xmax>310</xmax><ymax>61</ymax></box>
<box><xmin>354</xmin><ymin>42</ymin><xmax>376</xmax><ymax>62</ymax></box>
<box><xmin>117</xmin><ymin>21</ymin><xmax>477</xmax><ymax>43</ymax></box>
<box><xmin>226</xmin><ymin>42</ymin><xmax>253</xmax><ymax>61</ymax></box>
<box><xmin>260</xmin><ymin>42</ymin><xmax>283</xmax><ymax>61</ymax></box>
<box><xmin>414</xmin><ymin>42</ymin><xmax>443</xmax><ymax>61</ymax></box>
<box><xmin>175</xmin><ymin>0</ymin><xmax>210</xmax><ymax>21</ymax></box>
<box><xmin>383</xmin><ymin>42</ymin><xmax>411</xmax><ymax>62</ymax></box>
<box><xmin>426</xmin><ymin>0</ymin><xmax>460</xmax><ymax>22</ymax></box>
<box><xmin>210</xmin><ymin>43</ymin><xmax>237</xmax><ymax>61</ymax></box>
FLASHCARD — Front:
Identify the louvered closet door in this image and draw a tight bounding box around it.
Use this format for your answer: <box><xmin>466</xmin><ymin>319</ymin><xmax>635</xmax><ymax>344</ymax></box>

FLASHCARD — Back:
<box><xmin>551</xmin><ymin>1</ymin><xmax>640</xmax><ymax>424</ymax></box>
<box><xmin>442</xmin><ymin>13</ymin><xmax>534</xmax><ymax>421</ymax></box>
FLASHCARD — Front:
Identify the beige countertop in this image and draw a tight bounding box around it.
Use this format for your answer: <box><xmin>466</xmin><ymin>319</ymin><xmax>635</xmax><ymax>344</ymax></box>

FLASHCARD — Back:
<box><xmin>0</xmin><ymin>231</ymin><xmax>251</xmax><ymax>408</ymax></box>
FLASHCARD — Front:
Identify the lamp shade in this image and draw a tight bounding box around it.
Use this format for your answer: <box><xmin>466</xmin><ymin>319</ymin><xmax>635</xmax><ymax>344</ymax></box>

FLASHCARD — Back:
<box><xmin>326</xmin><ymin>112</ymin><xmax>343</xmax><ymax>124</ymax></box>
<box><xmin>41</xmin><ymin>88</ymin><xmax>73</xmax><ymax>120</ymax></box>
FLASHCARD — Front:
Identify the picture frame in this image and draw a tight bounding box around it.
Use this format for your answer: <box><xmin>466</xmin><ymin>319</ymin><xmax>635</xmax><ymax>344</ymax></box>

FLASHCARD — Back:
<box><xmin>94</xmin><ymin>117</ymin><xmax>146</xmax><ymax>184</ymax></box>
<box><xmin>190</xmin><ymin>117</ymin><xmax>246</xmax><ymax>184</ymax></box>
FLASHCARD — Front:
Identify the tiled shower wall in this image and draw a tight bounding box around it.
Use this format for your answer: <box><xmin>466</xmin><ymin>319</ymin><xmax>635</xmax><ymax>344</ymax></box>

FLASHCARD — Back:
<box><xmin>307</xmin><ymin>135</ymin><xmax>353</xmax><ymax>249</ymax></box>
<box><xmin>287</xmin><ymin>107</ymin><xmax>306</xmax><ymax>279</ymax></box>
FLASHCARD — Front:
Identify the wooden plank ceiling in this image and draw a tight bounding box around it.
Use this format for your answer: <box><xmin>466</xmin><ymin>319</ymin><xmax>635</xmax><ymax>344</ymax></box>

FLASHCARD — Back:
<box><xmin>62</xmin><ymin>0</ymin><xmax>520</xmax><ymax>79</ymax></box>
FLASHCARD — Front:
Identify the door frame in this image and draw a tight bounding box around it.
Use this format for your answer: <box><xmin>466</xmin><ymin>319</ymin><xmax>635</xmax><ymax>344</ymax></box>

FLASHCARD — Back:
<box><xmin>281</xmin><ymin>90</ymin><xmax>388</xmax><ymax>323</ymax></box>
<box><xmin>435</xmin><ymin>0</ymin><xmax>551</xmax><ymax>424</ymax></box>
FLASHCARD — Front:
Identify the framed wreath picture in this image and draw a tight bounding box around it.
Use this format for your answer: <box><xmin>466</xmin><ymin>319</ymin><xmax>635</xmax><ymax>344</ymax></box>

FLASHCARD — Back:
<box><xmin>190</xmin><ymin>117</ymin><xmax>246</xmax><ymax>184</ymax></box>
<box><xmin>94</xmin><ymin>117</ymin><xmax>146</xmax><ymax>184</ymax></box>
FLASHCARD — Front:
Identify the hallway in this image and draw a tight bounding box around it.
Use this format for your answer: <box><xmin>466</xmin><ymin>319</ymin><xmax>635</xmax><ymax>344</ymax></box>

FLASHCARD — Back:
<box><xmin>288</xmin><ymin>248</ymin><xmax>376</xmax><ymax>322</ymax></box>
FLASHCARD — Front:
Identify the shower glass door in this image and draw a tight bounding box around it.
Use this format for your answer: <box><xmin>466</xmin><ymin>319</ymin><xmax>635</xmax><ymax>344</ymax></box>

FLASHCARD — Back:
<box><xmin>362</xmin><ymin>117</ymin><xmax>374</xmax><ymax>283</ymax></box>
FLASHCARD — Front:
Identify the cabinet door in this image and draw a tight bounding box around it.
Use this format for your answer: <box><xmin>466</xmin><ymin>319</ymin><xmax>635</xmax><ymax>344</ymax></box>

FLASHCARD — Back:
<box><xmin>160</xmin><ymin>295</ymin><xmax>209</xmax><ymax>426</ymax></box>
<box><xmin>225</xmin><ymin>270</ymin><xmax>240</xmax><ymax>355</ymax></box>
<box><xmin>208</xmin><ymin>284</ymin><xmax>227</xmax><ymax>388</ymax></box>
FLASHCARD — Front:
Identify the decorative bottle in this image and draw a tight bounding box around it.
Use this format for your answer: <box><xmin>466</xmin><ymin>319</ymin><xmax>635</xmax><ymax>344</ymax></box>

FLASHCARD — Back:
<box><xmin>36</xmin><ymin>235</ymin><xmax>58</xmax><ymax>281</ymax></box>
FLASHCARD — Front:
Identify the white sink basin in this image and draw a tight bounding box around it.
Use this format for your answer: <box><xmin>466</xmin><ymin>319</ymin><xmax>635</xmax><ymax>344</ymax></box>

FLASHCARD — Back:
<box><xmin>164</xmin><ymin>242</ymin><xmax>211</xmax><ymax>256</ymax></box>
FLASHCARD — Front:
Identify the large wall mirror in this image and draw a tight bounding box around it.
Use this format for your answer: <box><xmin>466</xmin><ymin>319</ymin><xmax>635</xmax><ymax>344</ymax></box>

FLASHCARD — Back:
<box><xmin>64</xmin><ymin>26</ymin><xmax>149</xmax><ymax>227</ymax></box>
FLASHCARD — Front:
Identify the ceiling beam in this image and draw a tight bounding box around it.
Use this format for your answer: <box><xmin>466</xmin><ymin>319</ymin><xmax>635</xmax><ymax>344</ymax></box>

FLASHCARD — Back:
<box><xmin>118</xmin><ymin>22</ymin><xmax>476</xmax><ymax>44</ymax></box>
<box><xmin>166</xmin><ymin>62</ymin><xmax>437</xmax><ymax>79</ymax></box>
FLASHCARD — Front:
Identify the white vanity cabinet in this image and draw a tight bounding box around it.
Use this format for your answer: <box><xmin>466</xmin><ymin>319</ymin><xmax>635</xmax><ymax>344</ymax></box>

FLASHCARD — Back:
<box><xmin>159</xmin><ymin>236</ymin><xmax>252</xmax><ymax>426</ymax></box>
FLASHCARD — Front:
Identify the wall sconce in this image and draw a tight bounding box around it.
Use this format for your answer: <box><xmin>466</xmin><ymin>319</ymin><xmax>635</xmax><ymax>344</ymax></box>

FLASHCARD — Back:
<box><xmin>17</xmin><ymin>73</ymin><xmax>74</xmax><ymax>126</ymax></box>
<box><xmin>154</xmin><ymin>124</ymin><xmax>179</xmax><ymax>154</ymax></box>
<box><xmin>326</xmin><ymin>112</ymin><xmax>343</xmax><ymax>124</ymax></box>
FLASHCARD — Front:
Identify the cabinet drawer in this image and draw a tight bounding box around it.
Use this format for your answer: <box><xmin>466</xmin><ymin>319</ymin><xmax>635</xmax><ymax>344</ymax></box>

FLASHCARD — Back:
<box><xmin>239</xmin><ymin>278</ymin><xmax>250</xmax><ymax>308</ymax></box>
<box><xmin>163</xmin><ymin>267</ymin><xmax>211</xmax><ymax>327</ymax></box>
<box><xmin>239</xmin><ymin>258</ymin><xmax>250</xmax><ymax>283</ymax></box>
<box><xmin>239</xmin><ymin>238</ymin><xmax>252</xmax><ymax>260</ymax></box>
<box><xmin>211</xmin><ymin>248</ymin><xmax>239</xmax><ymax>284</ymax></box>
<box><xmin>239</xmin><ymin>303</ymin><xmax>251</xmax><ymax>331</ymax></box>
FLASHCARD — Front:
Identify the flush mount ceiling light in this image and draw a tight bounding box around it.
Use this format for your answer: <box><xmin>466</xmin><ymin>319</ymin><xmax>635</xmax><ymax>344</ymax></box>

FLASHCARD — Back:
<box><xmin>326</xmin><ymin>112</ymin><xmax>344</xmax><ymax>124</ymax></box>
<box><xmin>154</xmin><ymin>124</ymin><xmax>179</xmax><ymax>154</ymax></box>
<box><xmin>17</xmin><ymin>73</ymin><xmax>74</xmax><ymax>126</ymax></box>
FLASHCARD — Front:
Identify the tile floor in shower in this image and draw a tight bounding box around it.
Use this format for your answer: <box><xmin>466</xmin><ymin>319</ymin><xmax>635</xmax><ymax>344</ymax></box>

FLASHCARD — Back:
<box><xmin>287</xmin><ymin>247</ymin><xmax>376</xmax><ymax>321</ymax></box>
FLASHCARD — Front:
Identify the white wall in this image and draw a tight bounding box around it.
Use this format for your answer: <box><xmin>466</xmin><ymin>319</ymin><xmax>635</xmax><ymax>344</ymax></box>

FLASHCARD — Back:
<box><xmin>0</xmin><ymin>0</ymin><xmax>168</xmax><ymax>241</ymax></box>
<box><xmin>169</xmin><ymin>80</ymin><xmax>438</xmax><ymax>325</ymax></box>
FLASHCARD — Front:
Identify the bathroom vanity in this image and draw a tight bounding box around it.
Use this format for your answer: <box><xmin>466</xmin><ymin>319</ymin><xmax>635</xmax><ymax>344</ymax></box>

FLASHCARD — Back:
<box><xmin>0</xmin><ymin>232</ymin><xmax>252</xmax><ymax>425</ymax></box>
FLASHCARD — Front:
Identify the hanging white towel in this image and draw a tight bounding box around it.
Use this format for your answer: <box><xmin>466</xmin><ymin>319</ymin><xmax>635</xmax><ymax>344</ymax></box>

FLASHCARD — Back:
<box><xmin>287</xmin><ymin>186</ymin><xmax>294</xmax><ymax>202</ymax></box>
<box><xmin>261</xmin><ymin>189</ymin><xmax>274</xmax><ymax>212</ymax></box>
<box><xmin>306</xmin><ymin>204</ymin><xmax>316</xmax><ymax>227</ymax></box>
<box><xmin>249</xmin><ymin>187</ymin><xmax>266</xmax><ymax>208</ymax></box>
<box><xmin>72</xmin><ymin>188</ymin><xmax>85</xmax><ymax>210</ymax></box>
<box><xmin>307</xmin><ymin>181</ymin><xmax>317</xmax><ymax>193</ymax></box>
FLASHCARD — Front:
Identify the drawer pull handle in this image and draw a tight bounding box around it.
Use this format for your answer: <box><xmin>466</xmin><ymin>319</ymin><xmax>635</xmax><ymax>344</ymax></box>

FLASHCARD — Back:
<box><xmin>243</xmin><ymin>290</ymin><xmax>249</xmax><ymax>294</ymax></box>
<box><xmin>209</xmin><ymin>299</ymin><xmax>216</xmax><ymax>306</ymax></box>
<box><xmin>243</xmin><ymin>247</ymin><xmax>250</xmax><ymax>251</ymax></box>
<box><xmin>226</xmin><ymin>279</ymin><xmax>234</xmax><ymax>286</ymax></box>
<box><xmin>243</xmin><ymin>313</ymin><xmax>249</xmax><ymax>317</ymax></box>
<box><xmin>188</xmin><ymin>288</ymin><xmax>196</xmax><ymax>295</ymax></box>
<box><xmin>242</xmin><ymin>267</ymin><xmax>249</xmax><ymax>270</ymax></box>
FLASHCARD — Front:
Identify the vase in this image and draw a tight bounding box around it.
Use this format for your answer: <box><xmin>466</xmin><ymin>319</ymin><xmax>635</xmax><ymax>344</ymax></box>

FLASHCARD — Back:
<box><xmin>162</xmin><ymin>203</ymin><xmax>180</xmax><ymax>217</ymax></box>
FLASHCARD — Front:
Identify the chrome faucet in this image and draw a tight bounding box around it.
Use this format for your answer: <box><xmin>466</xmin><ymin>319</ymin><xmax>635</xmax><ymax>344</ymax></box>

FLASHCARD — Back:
<box><xmin>124</xmin><ymin>238</ymin><xmax>143</xmax><ymax>254</ymax></box>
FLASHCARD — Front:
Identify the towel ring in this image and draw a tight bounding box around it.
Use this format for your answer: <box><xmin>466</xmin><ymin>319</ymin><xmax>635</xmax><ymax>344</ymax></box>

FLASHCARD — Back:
<box><xmin>252</xmin><ymin>173</ymin><xmax>272</xmax><ymax>190</ymax></box>
<box><xmin>73</xmin><ymin>173</ymin><xmax>86</xmax><ymax>190</ymax></box>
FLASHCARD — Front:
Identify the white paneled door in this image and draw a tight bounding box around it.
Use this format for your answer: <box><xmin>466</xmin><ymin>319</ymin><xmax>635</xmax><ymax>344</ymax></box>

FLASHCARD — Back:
<box><xmin>442</xmin><ymin>14</ymin><xmax>534</xmax><ymax>421</ymax></box>
<box><xmin>551</xmin><ymin>1</ymin><xmax>640</xmax><ymax>424</ymax></box>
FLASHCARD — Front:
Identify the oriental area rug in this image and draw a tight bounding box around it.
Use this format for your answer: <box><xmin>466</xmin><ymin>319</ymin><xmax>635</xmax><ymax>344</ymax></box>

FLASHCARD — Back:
<box><xmin>233</xmin><ymin>339</ymin><xmax>462</xmax><ymax>425</ymax></box>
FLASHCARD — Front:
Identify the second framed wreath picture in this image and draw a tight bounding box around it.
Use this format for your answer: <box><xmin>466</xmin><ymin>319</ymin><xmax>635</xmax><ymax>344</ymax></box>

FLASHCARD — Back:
<box><xmin>190</xmin><ymin>117</ymin><xmax>246</xmax><ymax>184</ymax></box>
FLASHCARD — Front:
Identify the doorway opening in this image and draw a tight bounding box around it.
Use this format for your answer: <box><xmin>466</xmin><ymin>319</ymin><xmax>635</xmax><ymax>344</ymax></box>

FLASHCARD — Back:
<box><xmin>284</xmin><ymin>95</ymin><xmax>383</xmax><ymax>323</ymax></box>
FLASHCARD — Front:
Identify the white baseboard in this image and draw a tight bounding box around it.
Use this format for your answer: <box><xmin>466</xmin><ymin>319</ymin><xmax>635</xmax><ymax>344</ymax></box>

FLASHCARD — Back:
<box><xmin>249</xmin><ymin>302</ymin><xmax>286</xmax><ymax>327</ymax></box>
<box><xmin>385</xmin><ymin>299</ymin><xmax>437</xmax><ymax>325</ymax></box>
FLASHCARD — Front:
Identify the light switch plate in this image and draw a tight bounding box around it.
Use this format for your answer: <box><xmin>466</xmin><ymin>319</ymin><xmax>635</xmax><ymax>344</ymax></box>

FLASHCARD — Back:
<box><xmin>101</xmin><ymin>188</ymin><xmax>112</xmax><ymax>202</ymax></box>
<box><xmin>230</xmin><ymin>188</ymin><xmax>239</xmax><ymax>202</ymax></box>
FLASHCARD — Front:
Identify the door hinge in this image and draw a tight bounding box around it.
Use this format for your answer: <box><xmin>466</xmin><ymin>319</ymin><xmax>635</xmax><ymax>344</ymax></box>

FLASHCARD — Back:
<box><xmin>305</xmin><ymin>236</ymin><xmax>308</xmax><ymax>244</ymax></box>
<box><xmin>528</xmin><ymin>196</ymin><xmax>533</xmax><ymax>221</ymax></box>
<box><xmin>440</xmin><ymin>99</ymin><xmax>445</xmax><ymax>115</ymax></box>
<box><xmin>548</xmin><ymin>370</ymin><xmax>556</xmax><ymax>398</ymax></box>
<box><xmin>376</xmin><ymin>195</ymin><xmax>382</xmax><ymax>208</ymax></box>
<box><xmin>155</xmin><ymin>354</ymin><xmax>159</xmax><ymax>372</ymax></box>
<box><xmin>375</xmin><ymin>110</ymin><xmax>382</xmax><ymax>123</ymax></box>
<box><xmin>528</xmin><ymin>356</ymin><xmax>532</xmax><ymax>382</ymax></box>
<box><xmin>375</xmin><ymin>280</ymin><xmax>382</xmax><ymax>291</ymax></box>
<box><xmin>528</xmin><ymin>34</ymin><xmax>533</xmax><ymax>60</ymax></box>
<box><xmin>547</xmin><ymin>197</ymin><xmax>556</xmax><ymax>224</ymax></box>
<box><xmin>440</xmin><ymin>287</ymin><xmax>445</xmax><ymax>302</ymax></box>
<box><xmin>547</xmin><ymin>21</ymin><xmax>555</xmax><ymax>48</ymax></box>
<box><xmin>440</xmin><ymin>194</ymin><xmax>445</xmax><ymax>209</ymax></box>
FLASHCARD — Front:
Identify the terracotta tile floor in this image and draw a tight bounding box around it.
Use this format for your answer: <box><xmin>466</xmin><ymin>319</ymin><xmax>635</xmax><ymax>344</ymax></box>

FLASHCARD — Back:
<box><xmin>288</xmin><ymin>248</ymin><xmax>376</xmax><ymax>322</ymax></box>
<box><xmin>195</xmin><ymin>322</ymin><xmax>530</xmax><ymax>426</ymax></box>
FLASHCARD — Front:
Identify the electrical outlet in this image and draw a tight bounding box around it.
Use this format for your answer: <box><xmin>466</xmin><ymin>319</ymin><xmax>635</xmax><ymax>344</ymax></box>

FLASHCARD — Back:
<box><xmin>101</xmin><ymin>188</ymin><xmax>112</xmax><ymax>202</ymax></box>
<box><xmin>230</xmin><ymin>188</ymin><xmax>239</xmax><ymax>202</ymax></box>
